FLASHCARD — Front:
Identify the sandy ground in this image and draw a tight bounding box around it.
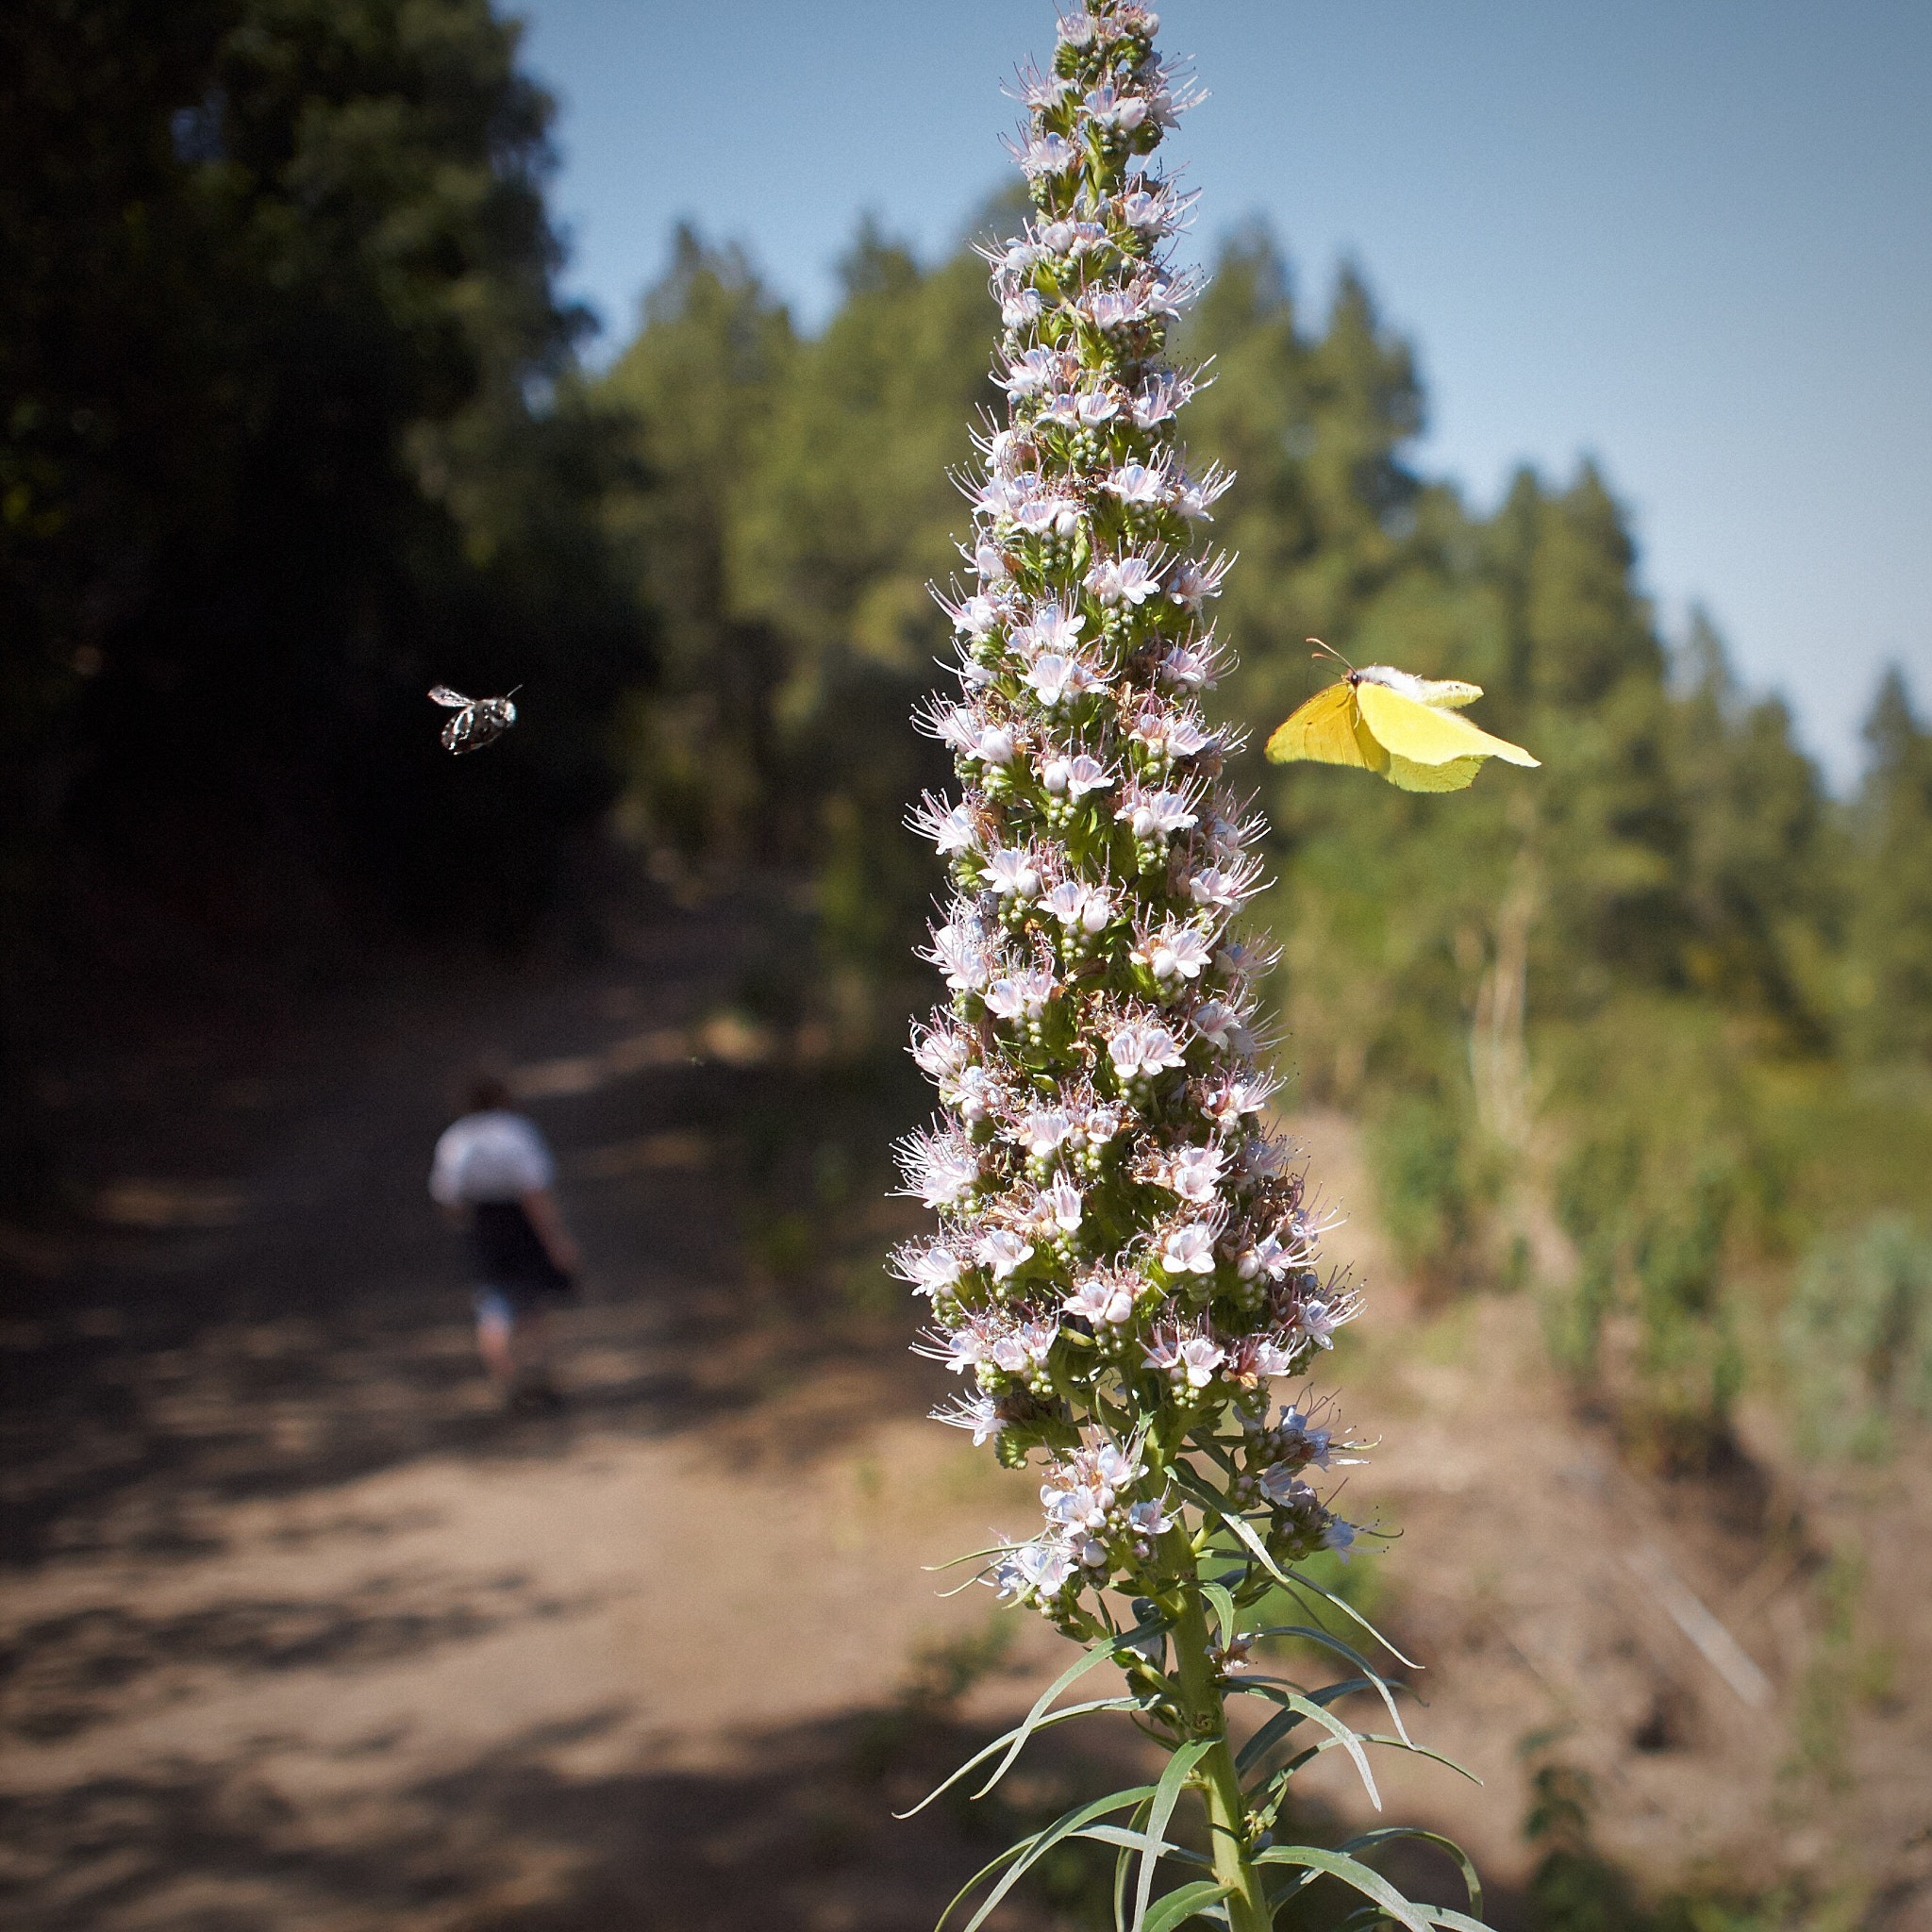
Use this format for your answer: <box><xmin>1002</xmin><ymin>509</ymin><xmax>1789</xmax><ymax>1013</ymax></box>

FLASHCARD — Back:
<box><xmin>3</xmin><ymin>901</ymin><xmax>1928</xmax><ymax>1930</ymax></box>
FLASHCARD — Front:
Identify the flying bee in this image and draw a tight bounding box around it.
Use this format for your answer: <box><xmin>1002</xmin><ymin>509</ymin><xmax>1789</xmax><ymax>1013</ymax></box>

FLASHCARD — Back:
<box><xmin>429</xmin><ymin>684</ymin><xmax>521</xmax><ymax>754</ymax></box>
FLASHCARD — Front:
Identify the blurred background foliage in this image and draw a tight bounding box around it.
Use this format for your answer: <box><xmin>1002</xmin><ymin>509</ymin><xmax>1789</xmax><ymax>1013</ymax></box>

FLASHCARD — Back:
<box><xmin>593</xmin><ymin>208</ymin><xmax>1932</xmax><ymax>1483</ymax></box>
<box><xmin>5</xmin><ymin>2</ymin><xmax>1931</xmax><ymax>1920</ymax></box>
<box><xmin>8</xmin><ymin>0</ymin><xmax>1930</xmax><ymax>1451</ymax></box>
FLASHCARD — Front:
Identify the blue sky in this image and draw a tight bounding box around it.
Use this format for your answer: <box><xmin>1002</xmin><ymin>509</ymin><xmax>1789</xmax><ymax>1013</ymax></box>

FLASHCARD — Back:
<box><xmin>513</xmin><ymin>0</ymin><xmax>1932</xmax><ymax>786</ymax></box>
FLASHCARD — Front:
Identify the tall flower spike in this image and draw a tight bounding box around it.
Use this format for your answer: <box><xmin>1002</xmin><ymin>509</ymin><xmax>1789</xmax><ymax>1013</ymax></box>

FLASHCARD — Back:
<box><xmin>896</xmin><ymin>9</ymin><xmax>1480</xmax><ymax>1932</ymax></box>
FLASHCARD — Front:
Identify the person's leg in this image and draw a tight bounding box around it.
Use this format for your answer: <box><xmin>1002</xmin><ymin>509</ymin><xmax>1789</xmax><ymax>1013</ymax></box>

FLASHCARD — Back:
<box><xmin>509</xmin><ymin>1308</ymin><xmax>554</xmax><ymax>1389</ymax></box>
<box><xmin>474</xmin><ymin>1289</ymin><xmax>518</xmax><ymax>1391</ymax></box>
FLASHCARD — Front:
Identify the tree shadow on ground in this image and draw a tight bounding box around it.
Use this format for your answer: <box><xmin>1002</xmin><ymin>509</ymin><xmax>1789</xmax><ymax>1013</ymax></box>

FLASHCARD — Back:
<box><xmin>0</xmin><ymin>1686</ymin><xmax>1517</xmax><ymax>1932</ymax></box>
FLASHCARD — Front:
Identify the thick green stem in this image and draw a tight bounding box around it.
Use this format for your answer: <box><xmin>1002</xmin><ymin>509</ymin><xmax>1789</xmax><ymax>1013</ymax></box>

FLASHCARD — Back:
<box><xmin>1171</xmin><ymin>1586</ymin><xmax>1271</xmax><ymax>1932</ymax></box>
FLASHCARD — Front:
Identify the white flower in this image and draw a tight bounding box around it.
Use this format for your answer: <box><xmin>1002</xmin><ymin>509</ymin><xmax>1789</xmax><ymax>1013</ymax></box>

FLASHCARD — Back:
<box><xmin>1162</xmin><ymin>1224</ymin><xmax>1218</xmax><ymax>1275</ymax></box>
<box><xmin>1026</xmin><ymin>601</ymin><xmax>1086</xmax><ymax>657</ymax></box>
<box><xmin>983</xmin><ymin>978</ymin><xmax>1026</xmax><ymax>1022</ymax></box>
<box><xmin>934</xmin><ymin>1394</ymin><xmax>1005</xmax><ymax>1445</ymax></box>
<box><xmin>1082</xmin><ymin>83</ymin><xmax>1148</xmax><ymax>134</ymax></box>
<box><xmin>1188</xmin><ymin>865</ymin><xmax>1244</xmax><ymax>911</ymax></box>
<box><xmin>1106</xmin><ymin>461</ymin><xmax>1166</xmax><ymax>506</ymax></box>
<box><xmin>1297</xmin><ymin>1298</ymin><xmax>1346</xmax><ymax>1348</ymax></box>
<box><xmin>1042</xmin><ymin>752</ymin><xmax>1115</xmax><ymax>799</ymax></box>
<box><xmin>1086</xmin><ymin>554</ymin><xmax>1159</xmax><ymax>608</ymax></box>
<box><xmin>1131</xmin><ymin>372</ymin><xmax>1188</xmax><ymax>428</ymax></box>
<box><xmin>1119</xmin><ymin>189</ymin><xmax>1169</xmax><ymax>234</ymax></box>
<box><xmin>1236</xmin><ymin>1235</ymin><xmax>1292</xmax><ymax>1283</ymax></box>
<box><xmin>1109</xmin><ymin>1023</ymin><xmax>1186</xmax><ymax>1080</ymax></box>
<box><xmin>938</xmin><ymin>1324</ymin><xmax>990</xmax><ymax>1374</ymax></box>
<box><xmin>973</xmin><ymin>723</ymin><xmax>1016</xmax><ymax>766</ymax></box>
<box><xmin>1021</xmin><ymin>1108</ymin><xmax>1073</xmax><ymax>1158</ymax></box>
<box><xmin>895</xmin><ymin>1243</ymin><xmax>966</xmax><ymax>1296</ymax></box>
<box><xmin>1064</xmin><ymin>1274</ymin><xmax>1136</xmax><ymax>1325</ymax></box>
<box><xmin>1002</xmin><ymin>347</ymin><xmax>1060</xmax><ymax>397</ymax></box>
<box><xmin>1041</xmin><ymin>880</ymin><xmax>1110</xmax><ymax>937</ymax></box>
<box><xmin>1158</xmin><ymin>643</ymin><xmax>1214</xmax><ymax>691</ymax></box>
<box><xmin>1175</xmin><ymin>462</ymin><xmax>1234</xmax><ymax>521</ymax></box>
<box><xmin>995</xmin><ymin>1537</ymin><xmax>1074</xmax><ymax>1599</ymax></box>
<box><xmin>1127</xmin><ymin>1495</ymin><xmax>1174</xmax><ymax>1538</ymax></box>
<box><xmin>1021</xmin><ymin>132</ymin><xmax>1076</xmax><ymax>177</ymax></box>
<box><xmin>1026</xmin><ymin>652</ymin><xmax>1100</xmax><ymax>708</ymax></box>
<box><xmin>979</xmin><ymin>1229</ymin><xmax>1035</xmax><ymax>1281</ymax></box>
<box><xmin>1191</xmin><ymin>999</ymin><xmax>1251</xmax><ymax>1052</ymax></box>
<box><xmin>1042</xmin><ymin>1180</ymin><xmax>1085</xmax><ymax>1233</ymax></box>
<box><xmin>909</xmin><ymin>794</ymin><xmax>979</xmax><ymax>856</ymax></box>
<box><xmin>1177</xmin><ymin>1336</ymin><xmax>1226</xmax><ymax>1387</ymax></box>
<box><xmin>1148</xmin><ymin>923</ymin><xmax>1213</xmax><ymax>983</ymax></box>
<box><xmin>1002</xmin><ymin>287</ymin><xmax>1045</xmax><ymax>329</ymax></box>
<box><xmin>984</xmin><ymin>844</ymin><xmax>1041</xmax><ymax>900</ymax></box>
<box><xmin>900</xmin><ymin>1131</ymin><xmax>980</xmax><ymax>1209</ymax></box>
<box><xmin>1169</xmin><ymin>1143</ymin><xmax>1225</xmax><ymax>1203</ymax></box>
<box><xmin>926</xmin><ymin>917</ymin><xmax>991</xmax><ymax>992</ymax></box>
<box><xmin>1119</xmin><ymin>788</ymin><xmax>1197</xmax><ymax>841</ymax></box>
<box><xmin>1167</xmin><ymin>554</ymin><xmax>1230</xmax><ymax>609</ymax></box>
<box><xmin>1075</xmin><ymin>389</ymin><xmax>1119</xmax><ymax>426</ymax></box>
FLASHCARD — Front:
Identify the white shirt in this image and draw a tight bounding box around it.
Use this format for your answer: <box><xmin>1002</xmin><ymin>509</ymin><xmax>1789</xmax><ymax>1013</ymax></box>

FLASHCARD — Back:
<box><xmin>429</xmin><ymin>1110</ymin><xmax>555</xmax><ymax>1207</ymax></box>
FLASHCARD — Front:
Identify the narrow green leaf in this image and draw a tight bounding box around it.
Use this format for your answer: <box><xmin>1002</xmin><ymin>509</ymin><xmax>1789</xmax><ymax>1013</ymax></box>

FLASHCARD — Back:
<box><xmin>954</xmin><ymin>1785</ymin><xmax>1159</xmax><ymax>1932</ymax></box>
<box><xmin>1142</xmin><ymin>1879</ymin><xmax>1234</xmax><ymax>1932</ymax></box>
<box><xmin>895</xmin><ymin>1696</ymin><xmax>1152</xmax><ymax>1818</ymax></box>
<box><xmin>1201</xmin><ymin>1578</ymin><xmax>1240</xmax><ymax>1648</ymax></box>
<box><xmin>1116</xmin><ymin>1795</ymin><xmax>1154</xmax><ymax>1932</ymax></box>
<box><xmin>1134</xmin><ymin>1738</ymin><xmax>1215</xmax><ymax>1932</ymax></box>
<box><xmin>1223</xmin><ymin>1679</ymin><xmax>1381</xmax><ymax>1809</ymax></box>
<box><xmin>1075</xmin><ymin>1825</ymin><xmax>1211</xmax><ymax>1866</ymax></box>
<box><xmin>1234</xmin><ymin>1676</ymin><xmax>1379</xmax><ymax>1782</ymax></box>
<box><xmin>1245</xmin><ymin>1624</ymin><xmax>1413</xmax><ymax>1742</ymax></box>
<box><xmin>1254</xmin><ymin>1844</ymin><xmax>1434</xmax><ymax>1932</ymax></box>
<box><xmin>1169</xmin><ymin>1468</ymin><xmax>1298</xmax><ymax>1601</ymax></box>
<box><xmin>1336</xmin><ymin>1827</ymin><xmax>1482</xmax><ymax>1921</ymax></box>
<box><xmin>968</xmin><ymin>1615</ymin><xmax>1166</xmax><ymax>1801</ymax></box>
<box><xmin>1281</xmin><ymin>1565</ymin><xmax>1421</xmax><ymax>1670</ymax></box>
<box><xmin>1251</xmin><ymin>1734</ymin><xmax>1479</xmax><ymax>1827</ymax></box>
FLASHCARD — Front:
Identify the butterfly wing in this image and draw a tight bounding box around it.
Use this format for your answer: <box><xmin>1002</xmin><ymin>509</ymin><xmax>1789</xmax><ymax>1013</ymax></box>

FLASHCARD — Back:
<box><xmin>1385</xmin><ymin>752</ymin><xmax>1486</xmax><ymax>792</ymax></box>
<box><xmin>1264</xmin><ymin>680</ymin><xmax>1386</xmax><ymax>773</ymax></box>
<box><xmin>1355</xmin><ymin>679</ymin><xmax>1539</xmax><ymax>769</ymax></box>
<box><xmin>429</xmin><ymin>686</ymin><xmax>471</xmax><ymax>708</ymax></box>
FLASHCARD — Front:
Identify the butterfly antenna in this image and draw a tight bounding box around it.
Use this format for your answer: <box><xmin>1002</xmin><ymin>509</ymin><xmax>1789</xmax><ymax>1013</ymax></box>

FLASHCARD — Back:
<box><xmin>1307</xmin><ymin>637</ymin><xmax>1356</xmax><ymax>672</ymax></box>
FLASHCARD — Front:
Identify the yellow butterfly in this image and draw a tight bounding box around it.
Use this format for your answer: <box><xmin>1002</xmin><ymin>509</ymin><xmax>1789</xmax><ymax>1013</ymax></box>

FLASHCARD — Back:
<box><xmin>1264</xmin><ymin>642</ymin><xmax>1539</xmax><ymax>791</ymax></box>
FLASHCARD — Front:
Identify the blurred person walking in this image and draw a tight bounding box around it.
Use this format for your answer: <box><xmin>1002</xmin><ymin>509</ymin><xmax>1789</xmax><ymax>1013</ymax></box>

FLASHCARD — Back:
<box><xmin>431</xmin><ymin>1074</ymin><xmax>580</xmax><ymax>1410</ymax></box>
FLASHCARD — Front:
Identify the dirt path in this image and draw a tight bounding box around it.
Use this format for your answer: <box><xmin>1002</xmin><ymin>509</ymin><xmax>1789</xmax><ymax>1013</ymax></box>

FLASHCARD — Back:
<box><xmin>3</xmin><ymin>903</ymin><xmax>1928</xmax><ymax>1930</ymax></box>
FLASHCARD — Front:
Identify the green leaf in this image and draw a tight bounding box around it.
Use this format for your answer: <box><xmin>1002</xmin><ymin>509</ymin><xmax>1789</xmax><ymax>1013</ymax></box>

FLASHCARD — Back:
<box><xmin>1169</xmin><ymin>1466</ymin><xmax>1293</xmax><ymax>1591</ymax></box>
<box><xmin>970</xmin><ymin>1614</ymin><xmax>1167</xmax><ymax>1799</ymax></box>
<box><xmin>1234</xmin><ymin>1676</ymin><xmax>1381</xmax><ymax>1783</ymax></box>
<box><xmin>1251</xmin><ymin>1734</ymin><xmax>1479</xmax><ymax>1827</ymax></box>
<box><xmin>1201</xmin><ymin>1577</ymin><xmax>1240</xmax><ymax>1648</ymax></box>
<box><xmin>1244</xmin><ymin>1624</ymin><xmax>1413</xmax><ymax>1743</ymax></box>
<box><xmin>1279</xmin><ymin>1565</ymin><xmax>1421</xmax><ymax>1670</ymax></box>
<box><xmin>1116</xmin><ymin>1794</ymin><xmax>1155</xmax><ymax>1932</ymax></box>
<box><xmin>1076</xmin><ymin>1825</ymin><xmax>1208</xmax><ymax>1863</ymax></box>
<box><xmin>1142</xmin><ymin>1879</ymin><xmax>1235</xmax><ymax>1932</ymax></box>
<box><xmin>1336</xmin><ymin>1827</ymin><xmax>1483</xmax><ymax>1921</ymax></box>
<box><xmin>1224</xmin><ymin>1679</ymin><xmax>1381</xmax><ymax>1809</ymax></box>
<box><xmin>1254</xmin><ymin>1844</ymin><xmax>1435</xmax><ymax>1932</ymax></box>
<box><xmin>945</xmin><ymin>1785</ymin><xmax>1158</xmax><ymax>1932</ymax></box>
<box><xmin>895</xmin><ymin>1695</ymin><xmax>1153</xmax><ymax>1818</ymax></box>
<box><xmin>1134</xmin><ymin>1738</ymin><xmax>1215</xmax><ymax>1932</ymax></box>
